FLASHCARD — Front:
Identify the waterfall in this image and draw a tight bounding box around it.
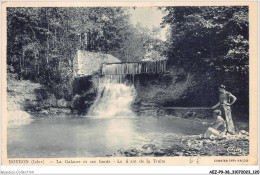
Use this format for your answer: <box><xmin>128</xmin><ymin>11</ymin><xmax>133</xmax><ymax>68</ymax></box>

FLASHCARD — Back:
<box><xmin>89</xmin><ymin>59</ymin><xmax>167</xmax><ymax>117</ymax></box>
<box><xmin>88</xmin><ymin>75</ymin><xmax>136</xmax><ymax>117</ymax></box>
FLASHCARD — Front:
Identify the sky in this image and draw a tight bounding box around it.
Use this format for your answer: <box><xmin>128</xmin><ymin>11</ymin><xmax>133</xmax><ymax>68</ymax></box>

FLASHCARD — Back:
<box><xmin>129</xmin><ymin>7</ymin><xmax>168</xmax><ymax>41</ymax></box>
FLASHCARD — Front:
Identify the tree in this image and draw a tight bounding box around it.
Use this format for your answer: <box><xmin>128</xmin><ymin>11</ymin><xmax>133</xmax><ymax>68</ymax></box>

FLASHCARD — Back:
<box><xmin>7</xmin><ymin>7</ymin><xmax>136</xmax><ymax>99</ymax></box>
<box><xmin>161</xmin><ymin>6</ymin><xmax>249</xmax><ymax>114</ymax></box>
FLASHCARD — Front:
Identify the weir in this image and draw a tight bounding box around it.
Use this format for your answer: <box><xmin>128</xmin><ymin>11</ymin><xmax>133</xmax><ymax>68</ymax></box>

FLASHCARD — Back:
<box><xmin>101</xmin><ymin>59</ymin><xmax>167</xmax><ymax>75</ymax></box>
<box><xmin>84</xmin><ymin>51</ymin><xmax>167</xmax><ymax>117</ymax></box>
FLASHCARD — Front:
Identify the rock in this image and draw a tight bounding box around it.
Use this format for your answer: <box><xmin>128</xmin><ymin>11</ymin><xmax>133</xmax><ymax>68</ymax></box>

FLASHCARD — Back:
<box><xmin>185</xmin><ymin>151</ymin><xmax>191</xmax><ymax>154</ymax></box>
<box><xmin>137</xmin><ymin>152</ymin><xmax>143</xmax><ymax>156</ymax></box>
<box><xmin>184</xmin><ymin>152</ymin><xmax>189</xmax><ymax>156</ymax></box>
<box><xmin>118</xmin><ymin>148</ymin><xmax>124</xmax><ymax>154</ymax></box>
<box><xmin>129</xmin><ymin>152</ymin><xmax>137</xmax><ymax>157</ymax></box>
<box><xmin>175</xmin><ymin>152</ymin><xmax>183</xmax><ymax>156</ymax></box>
<box><xmin>218</xmin><ymin>152</ymin><xmax>226</xmax><ymax>156</ymax></box>
<box><xmin>223</xmin><ymin>144</ymin><xmax>229</xmax><ymax>148</ymax></box>
<box><xmin>239</xmin><ymin>130</ymin><xmax>249</xmax><ymax>136</ymax></box>
<box><xmin>143</xmin><ymin>148</ymin><xmax>154</xmax><ymax>155</ymax></box>
<box><xmin>154</xmin><ymin>150</ymin><xmax>166</xmax><ymax>156</ymax></box>
<box><xmin>192</xmin><ymin>146</ymin><xmax>202</xmax><ymax>151</ymax></box>
<box><xmin>124</xmin><ymin>149</ymin><xmax>138</xmax><ymax>157</ymax></box>
<box><xmin>129</xmin><ymin>147</ymin><xmax>137</xmax><ymax>152</ymax></box>
<box><xmin>200</xmin><ymin>152</ymin><xmax>207</xmax><ymax>156</ymax></box>
<box><xmin>142</xmin><ymin>144</ymin><xmax>155</xmax><ymax>149</ymax></box>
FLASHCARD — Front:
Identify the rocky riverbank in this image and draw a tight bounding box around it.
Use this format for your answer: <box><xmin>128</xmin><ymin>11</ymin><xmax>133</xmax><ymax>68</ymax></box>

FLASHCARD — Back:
<box><xmin>110</xmin><ymin>130</ymin><xmax>249</xmax><ymax>157</ymax></box>
<box><xmin>7</xmin><ymin>78</ymin><xmax>73</xmax><ymax>118</ymax></box>
<box><xmin>7</xmin><ymin>79</ymin><xmax>41</xmax><ymax>111</ymax></box>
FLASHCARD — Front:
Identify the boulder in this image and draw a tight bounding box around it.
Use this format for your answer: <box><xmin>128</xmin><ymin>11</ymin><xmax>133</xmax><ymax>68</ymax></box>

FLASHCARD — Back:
<box><xmin>174</xmin><ymin>152</ymin><xmax>183</xmax><ymax>156</ymax></box>
<box><xmin>124</xmin><ymin>150</ymin><xmax>137</xmax><ymax>157</ymax></box>
<box><xmin>142</xmin><ymin>144</ymin><xmax>155</xmax><ymax>149</ymax></box>
<box><xmin>154</xmin><ymin>150</ymin><xmax>166</xmax><ymax>156</ymax></box>
<box><xmin>238</xmin><ymin>130</ymin><xmax>249</xmax><ymax>136</ymax></box>
<box><xmin>142</xmin><ymin>148</ymin><xmax>154</xmax><ymax>155</ymax></box>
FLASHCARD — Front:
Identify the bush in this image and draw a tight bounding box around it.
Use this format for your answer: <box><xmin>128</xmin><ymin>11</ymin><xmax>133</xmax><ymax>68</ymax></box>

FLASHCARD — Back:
<box><xmin>23</xmin><ymin>99</ymin><xmax>41</xmax><ymax>112</ymax></box>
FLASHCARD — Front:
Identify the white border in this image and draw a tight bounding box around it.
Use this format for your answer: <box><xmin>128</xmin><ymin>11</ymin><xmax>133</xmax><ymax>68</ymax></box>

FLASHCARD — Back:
<box><xmin>0</xmin><ymin>0</ymin><xmax>259</xmax><ymax>174</ymax></box>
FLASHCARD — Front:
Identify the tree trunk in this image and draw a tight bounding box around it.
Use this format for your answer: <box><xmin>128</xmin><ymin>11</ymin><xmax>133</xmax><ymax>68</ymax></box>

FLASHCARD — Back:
<box><xmin>19</xmin><ymin>55</ymin><xmax>22</xmax><ymax>79</ymax></box>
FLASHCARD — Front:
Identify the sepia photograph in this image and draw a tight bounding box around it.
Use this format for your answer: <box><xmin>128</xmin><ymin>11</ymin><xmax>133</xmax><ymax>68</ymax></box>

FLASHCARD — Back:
<box><xmin>1</xmin><ymin>1</ymin><xmax>258</xmax><ymax>167</ymax></box>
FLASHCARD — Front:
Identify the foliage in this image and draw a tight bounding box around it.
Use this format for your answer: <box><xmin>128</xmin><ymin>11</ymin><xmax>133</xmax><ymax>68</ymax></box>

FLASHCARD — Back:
<box><xmin>161</xmin><ymin>6</ymin><xmax>249</xmax><ymax>110</ymax></box>
<box><xmin>162</xmin><ymin>6</ymin><xmax>248</xmax><ymax>72</ymax></box>
<box><xmin>113</xmin><ymin>23</ymin><xmax>165</xmax><ymax>62</ymax></box>
<box><xmin>7</xmin><ymin>7</ymin><xmax>249</xmax><ymax>118</ymax></box>
<box><xmin>7</xmin><ymin>7</ymin><xmax>135</xmax><ymax>98</ymax></box>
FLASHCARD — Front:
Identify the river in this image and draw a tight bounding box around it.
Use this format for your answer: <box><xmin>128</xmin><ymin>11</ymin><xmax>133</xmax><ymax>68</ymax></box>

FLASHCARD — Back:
<box><xmin>7</xmin><ymin>115</ymin><xmax>207</xmax><ymax>158</ymax></box>
<box><xmin>8</xmin><ymin>75</ymin><xmax>208</xmax><ymax>158</ymax></box>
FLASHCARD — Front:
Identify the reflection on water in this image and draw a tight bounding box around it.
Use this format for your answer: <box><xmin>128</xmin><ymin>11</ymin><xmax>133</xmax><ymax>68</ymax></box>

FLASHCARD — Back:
<box><xmin>105</xmin><ymin>119</ymin><xmax>136</xmax><ymax>148</ymax></box>
<box><xmin>7</xmin><ymin>116</ymin><xmax>207</xmax><ymax>158</ymax></box>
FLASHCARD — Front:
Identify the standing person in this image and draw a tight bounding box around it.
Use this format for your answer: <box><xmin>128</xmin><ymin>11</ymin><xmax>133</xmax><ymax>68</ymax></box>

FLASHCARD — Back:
<box><xmin>212</xmin><ymin>85</ymin><xmax>237</xmax><ymax>135</ymax></box>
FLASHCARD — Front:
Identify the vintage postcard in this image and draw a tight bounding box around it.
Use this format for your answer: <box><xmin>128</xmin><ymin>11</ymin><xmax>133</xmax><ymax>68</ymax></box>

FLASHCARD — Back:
<box><xmin>1</xmin><ymin>1</ymin><xmax>258</xmax><ymax>166</ymax></box>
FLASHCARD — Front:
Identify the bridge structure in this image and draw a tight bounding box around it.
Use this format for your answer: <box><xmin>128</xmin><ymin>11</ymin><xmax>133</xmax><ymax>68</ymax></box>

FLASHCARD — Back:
<box><xmin>73</xmin><ymin>50</ymin><xmax>168</xmax><ymax>78</ymax></box>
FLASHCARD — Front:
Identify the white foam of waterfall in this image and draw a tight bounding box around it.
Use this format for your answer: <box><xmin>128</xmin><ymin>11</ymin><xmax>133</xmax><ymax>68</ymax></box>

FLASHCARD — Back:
<box><xmin>88</xmin><ymin>75</ymin><xmax>136</xmax><ymax>118</ymax></box>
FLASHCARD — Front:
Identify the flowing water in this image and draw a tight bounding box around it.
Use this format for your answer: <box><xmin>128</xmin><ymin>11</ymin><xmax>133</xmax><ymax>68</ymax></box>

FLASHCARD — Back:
<box><xmin>88</xmin><ymin>75</ymin><xmax>136</xmax><ymax>117</ymax></box>
<box><xmin>7</xmin><ymin>74</ymin><xmax>207</xmax><ymax>158</ymax></box>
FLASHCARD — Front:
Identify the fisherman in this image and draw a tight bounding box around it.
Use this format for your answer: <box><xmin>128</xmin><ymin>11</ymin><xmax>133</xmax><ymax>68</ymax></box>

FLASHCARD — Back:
<box><xmin>212</xmin><ymin>84</ymin><xmax>237</xmax><ymax>135</ymax></box>
<box><xmin>203</xmin><ymin>110</ymin><xmax>227</xmax><ymax>139</ymax></box>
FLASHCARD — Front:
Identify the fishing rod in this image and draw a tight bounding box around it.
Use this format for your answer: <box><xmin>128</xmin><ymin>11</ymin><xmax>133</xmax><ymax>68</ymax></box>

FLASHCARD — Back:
<box><xmin>162</xmin><ymin>107</ymin><xmax>212</xmax><ymax>110</ymax></box>
<box><xmin>161</xmin><ymin>107</ymin><xmax>213</xmax><ymax>125</ymax></box>
<box><xmin>168</xmin><ymin>116</ymin><xmax>210</xmax><ymax>125</ymax></box>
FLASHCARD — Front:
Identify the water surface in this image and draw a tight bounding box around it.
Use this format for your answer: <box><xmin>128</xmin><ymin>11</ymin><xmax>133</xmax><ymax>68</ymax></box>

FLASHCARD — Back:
<box><xmin>8</xmin><ymin>116</ymin><xmax>207</xmax><ymax>158</ymax></box>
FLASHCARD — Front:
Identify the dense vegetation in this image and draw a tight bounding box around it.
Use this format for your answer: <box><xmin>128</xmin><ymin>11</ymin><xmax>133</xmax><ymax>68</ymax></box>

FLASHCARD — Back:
<box><xmin>6</xmin><ymin>7</ymin><xmax>249</xmax><ymax>118</ymax></box>
<box><xmin>7</xmin><ymin>7</ymin><xmax>162</xmax><ymax>96</ymax></box>
<box><xmin>160</xmin><ymin>6</ymin><xmax>249</xmax><ymax>117</ymax></box>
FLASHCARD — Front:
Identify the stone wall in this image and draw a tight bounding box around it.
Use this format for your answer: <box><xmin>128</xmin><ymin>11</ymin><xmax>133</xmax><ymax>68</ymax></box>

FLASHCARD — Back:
<box><xmin>73</xmin><ymin>50</ymin><xmax>121</xmax><ymax>77</ymax></box>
